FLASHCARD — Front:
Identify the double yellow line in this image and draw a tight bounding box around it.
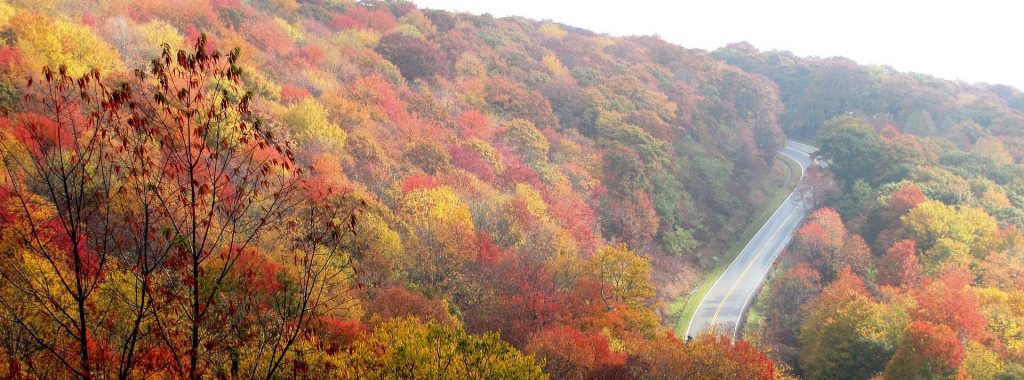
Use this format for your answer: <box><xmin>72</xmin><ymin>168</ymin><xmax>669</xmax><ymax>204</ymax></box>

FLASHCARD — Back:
<box><xmin>708</xmin><ymin>206</ymin><xmax>795</xmax><ymax>325</ymax></box>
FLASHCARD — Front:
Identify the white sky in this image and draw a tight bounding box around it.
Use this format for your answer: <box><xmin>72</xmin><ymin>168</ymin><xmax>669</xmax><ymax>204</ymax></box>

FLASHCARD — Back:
<box><xmin>414</xmin><ymin>0</ymin><xmax>1024</xmax><ymax>90</ymax></box>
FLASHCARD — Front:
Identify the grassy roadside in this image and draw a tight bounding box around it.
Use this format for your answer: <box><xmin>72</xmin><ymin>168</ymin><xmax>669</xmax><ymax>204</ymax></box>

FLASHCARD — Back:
<box><xmin>671</xmin><ymin>154</ymin><xmax>802</xmax><ymax>336</ymax></box>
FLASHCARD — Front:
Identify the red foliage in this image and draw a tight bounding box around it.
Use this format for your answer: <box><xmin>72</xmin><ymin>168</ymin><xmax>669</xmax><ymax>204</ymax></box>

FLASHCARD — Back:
<box><xmin>887</xmin><ymin>321</ymin><xmax>964</xmax><ymax>378</ymax></box>
<box><xmin>888</xmin><ymin>184</ymin><xmax>926</xmax><ymax>217</ymax></box>
<box><xmin>279</xmin><ymin>84</ymin><xmax>311</xmax><ymax>103</ymax></box>
<box><xmin>81</xmin><ymin>13</ymin><xmax>99</xmax><ymax>27</ymax></box>
<box><xmin>317</xmin><ymin>317</ymin><xmax>364</xmax><ymax>354</ymax></box>
<box><xmin>400</xmin><ymin>174</ymin><xmax>440</xmax><ymax>194</ymax></box>
<box><xmin>232</xmin><ymin>248</ymin><xmax>282</xmax><ymax>293</ymax></box>
<box><xmin>332</xmin><ymin>5</ymin><xmax>398</xmax><ymax>31</ymax></box>
<box><xmin>766</xmin><ymin>264</ymin><xmax>821</xmax><ymax>350</ymax></box>
<box><xmin>682</xmin><ymin>333</ymin><xmax>776</xmax><ymax>380</ymax></box>
<box><xmin>600</xmin><ymin>191</ymin><xmax>659</xmax><ymax>252</ymax></box>
<box><xmin>0</xmin><ymin>46</ymin><xmax>23</xmax><ymax>72</ymax></box>
<box><xmin>184</xmin><ymin>26</ymin><xmax>218</xmax><ymax>53</ymax></box>
<box><xmin>244</xmin><ymin>19</ymin><xmax>293</xmax><ymax>55</ymax></box>
<box><xmin>548</xmin><ymin>191</ymin><xmax>598</xmax><ymax>254</ymax></box>
<box><xmin>355</xmin><ymin>75</ymin><xmax>413</xmax><ymax>135</ymax></box>
<box><xmin>365</xmin><ymin>286</ymin><xmax>454</xmax><ymax>327</ymax></box>
<box><xmin>457</xmin><ymin>110</ymin><xmax>490</xmax><ymax>139</ymax></box>
<box><xmin>465</xmin><ymin>252</ymin><xmax>565</xmax><ymax>347</ymax></box>
<box><xmin>526</xmin><ymin>325</ymin><xmax>628</xmax><ymax>378</ymax></box>
<box><xmin>11</xmin><ymin>112</ymin><xmax>75</xmax><ymax>154</ymax></box>
<box><xmin>498</xmin><ymin>154</ymin><xmax>543</xmax><ymax>190</ymax></box>
<box><xmin>911</xmin><ymin>268</ymin><xmax>986</xmax><ymax>339</ymax></box>
<box><xmin>829</xmin><ymin>267</ymin><xmax>871</xmax><ymax>297</ymax></box>
<box><xmin>498</xmin><ymin>257</ymin><xmax>565</xmax><ymax>345</ymax></box>
<box><xmin>449</xmin><ymin>144</ymin><xmax>496</xmax><ymax>182</ymax></box>
<box><xmin>877</xmin><ymin>240</ymin><xmax>921</xmax><ymax>287</ymax></box>
<box><xmin>486</xmin><ymin>77</ymin><xmax>559</xmax><ymax>128</ymax></box>
<box><xmin>290</xmin><ymin>45</ymin><xmax>325</xmax><ymax>67</ymax></box>
<box><xmin>302</xmin><ymin>153</ymin><xmax>351</xmax><ymax>202</ymax></box>
<box><xmin>475</xmin><ymin>231</ymin><xmax>504</xmax><ymax>265</ymax></box>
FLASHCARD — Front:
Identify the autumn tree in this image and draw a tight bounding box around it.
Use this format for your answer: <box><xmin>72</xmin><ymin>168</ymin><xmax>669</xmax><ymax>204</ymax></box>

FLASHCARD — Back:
<box><xmin>374</xmin><ymin>32</ymin><xmax>447</xmax><ymax>83</ymax></box>
<box><xmin>0</xmin><ymin>65</ymin><xmax>129</xmax><ymax>379</ymax></box>
<box><xmin>884</xmin><ymin>321</ymin><xmax>964</xmax><ymax>380</ymax></box>
<box><xmin>134</xmin><ymin>37</ymin><xmax>305</xmax><ymax>379</ymax></box>
<box><xmin>399</xmin><ymin>186</ymin><xmax>476</xmax><ymax>295</ymax></box>
<box><xmin>765</xmin><ymin>264</ymin><xmax>821</xmax><ymax>369</ymax></box>
<box><xmin>588</xmin><ymin>243</ymin><xmax>655</xmax><ymax>311</ymax></box>
<box><xmin>526</xmin><ymin>325</ymin><xmax>626</xmax><ymax>379</ymax></box>
<box><xmin>335</xmin><ymin>317</ymin><xmax>546</xmax><ymax>379</ymax></box>
<box><xmin>799</xmin><ymin>269</ymin><xmax>903</xmax><ymax>380</ymax></box>
<box><xmin>877</xmin><ymin>240</ymin><xmax>921</xmax><ymax>287</ymax></box>
<box><xmin>910</xmin><ymin>269</ymin><xmax>986</xmax><ymax>340</ymax></box>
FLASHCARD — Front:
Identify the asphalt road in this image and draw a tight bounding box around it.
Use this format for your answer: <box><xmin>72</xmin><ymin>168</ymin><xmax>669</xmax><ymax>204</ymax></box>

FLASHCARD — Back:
<box><xmin>685</xmin><ymin>139</ymin><xmax>817</xmax><ymax>340</ymax></box>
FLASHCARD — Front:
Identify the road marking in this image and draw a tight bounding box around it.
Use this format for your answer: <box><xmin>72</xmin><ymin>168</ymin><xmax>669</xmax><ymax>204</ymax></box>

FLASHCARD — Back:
<box><xmin>709</xmin><ymin>205</ymin><xmax>794</xmax><ymax>326</ymax></box>
<box><xmin>684</xmin><ymin>155</ymin><xmax>797</xmax><ymax>337</ymax></box>
<box><xmin>685</xmin><ymin>141</ymin><xmax>814</xmax><ymax>339</ymax></box>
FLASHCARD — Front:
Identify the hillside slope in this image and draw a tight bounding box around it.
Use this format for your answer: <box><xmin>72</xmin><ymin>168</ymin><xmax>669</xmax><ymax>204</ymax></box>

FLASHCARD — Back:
<box><xmin>0</xmin><ymin>0</ymin><xmax>788</xmax><ymax>378</ymax></box>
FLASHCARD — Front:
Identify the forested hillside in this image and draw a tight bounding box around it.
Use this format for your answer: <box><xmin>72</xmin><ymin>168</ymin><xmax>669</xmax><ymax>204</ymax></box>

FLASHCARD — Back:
<box><xmin>0</xmin><ymin>0</ymin><xmax>789</xmax><ymax>378</ymax></box>
<box><xmin>725</xmin><ymin>47</ymin><xmax>1024</xmax><ymax>378</ymax></box>
<box><xmin>714</xmin><ymin>42</ymin><xmax>1024</xmax><ymax>152</ymax></box>
<box><xmin>3</xmin><ymin>0</ymin><xmax>1023</xmax><ymax>378</ymax></box>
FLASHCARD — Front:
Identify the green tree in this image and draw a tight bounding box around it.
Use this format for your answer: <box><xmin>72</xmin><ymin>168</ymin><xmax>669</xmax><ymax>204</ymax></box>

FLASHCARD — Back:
<box><xmin>815</xmin><ymin>116</ymin><xmax>882</xmax><ymax>188</ymax></box>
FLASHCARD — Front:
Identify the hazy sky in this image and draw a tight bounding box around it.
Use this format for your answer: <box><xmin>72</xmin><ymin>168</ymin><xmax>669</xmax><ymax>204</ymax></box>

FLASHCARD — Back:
<box><xmin>414</xmin><ymin>0</ymin><xmax>1023</xmax><ymax>90</ymax></box>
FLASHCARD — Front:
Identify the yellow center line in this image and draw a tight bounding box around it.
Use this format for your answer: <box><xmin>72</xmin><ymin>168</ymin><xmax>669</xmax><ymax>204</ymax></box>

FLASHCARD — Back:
<box><xmin>709</xmin><ymin>206</ymin><xmax>794</xmax><ymax>326</ymax></box>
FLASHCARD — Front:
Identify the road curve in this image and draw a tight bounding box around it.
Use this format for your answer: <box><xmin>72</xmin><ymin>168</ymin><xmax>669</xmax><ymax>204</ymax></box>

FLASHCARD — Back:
<box><xmin>685</xmin><ymin>139</ymin><xmax>817</xmax><ymax>340</ymax></box>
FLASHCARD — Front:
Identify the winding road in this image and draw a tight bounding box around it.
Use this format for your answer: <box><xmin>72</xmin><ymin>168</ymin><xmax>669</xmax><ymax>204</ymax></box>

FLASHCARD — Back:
<box><xmin>685</xmin><ymin>140</ymin><xmax>817</xmax><ymax>340</ymax></box>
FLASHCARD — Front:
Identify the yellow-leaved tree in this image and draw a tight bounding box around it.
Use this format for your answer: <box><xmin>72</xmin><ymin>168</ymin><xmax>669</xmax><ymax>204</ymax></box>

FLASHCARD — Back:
<box><xmin>9</xmin><ymin>11</ymin><xmax>123</xmax><ymax>77</ymax></box>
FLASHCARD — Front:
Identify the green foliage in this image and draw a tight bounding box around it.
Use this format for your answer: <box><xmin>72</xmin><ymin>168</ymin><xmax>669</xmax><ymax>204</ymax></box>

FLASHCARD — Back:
<box><xmin>664</xmin><ymin>227</ymin><xmax>699</xmax><ymax>257</ymax></box>
<box><xmin>501</xmin><ymin>118</ymin><xmax>550</xmax><ymax>163</ymax></box>
<box><xmin>815</xmin><ymin>115</ymin><xmax>883</xmax><ymax>188</ymax></box>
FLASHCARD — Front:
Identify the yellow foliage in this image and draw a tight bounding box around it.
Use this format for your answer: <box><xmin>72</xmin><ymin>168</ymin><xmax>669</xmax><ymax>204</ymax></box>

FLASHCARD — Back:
<box><xmin>982</xmin><ymin>186</ymin><xmax>1013</xmax><ymax>209</ymax></box>
<box><xmin>274</xmin><ymin>17</ymin><xmax>304</xmax><ymax>43</ymax></box>
<box><xmin>454</xmin><ymin>52</ymin><xmax>487</xmax><ymax>78</ymax></box>
<box><xmin>537</xmin><ymin>22</ymin><xmax>566</xmax><ymax>40</ymax></box>
<box><xmin>333</xmin><ymin>317</ymin><xmax>546</xmax><ymax>379</ymax></box>
<box><xmin>139</xmin><ymin>19</ymin><xmax>184</xmax><ymax>51</ymax></box>
<box><xmin>465</xmin><ymin>138</ymin><xmax>504</xmax><ymax>173</ymax></box>
<box><xmin>10</xmin><ymin>11</ymin><xmax>123</xmax><ymax>77</ymax></box>
<box><xmin>301</xmin><ymin>67</ymin><xmax>339</xmax><ymax>93</ymax></box>
<box><xmin>322</xmin><ymin>91</ymin><xmax>372</xmax><ymax>128</ymax></box>
<box><xmin>974</xmin><ymin>136</ymin><xmax>1015</xmax><ymax>165</ymax></box>
<box><xmin>960</xmin><ymin>341</ymin><xmax>1004</xmax><ymax>380</ymax></box>
<box><xmin>541</xmin><ymin>52</ymin><xmax>570</xmax><ymax>82</ymax></box>
<box><xmin>281</xmin><ymin>98</ymin><xmax>347</xmax><ymax>153</ymax></box>
<box><xmin>392</xmin><ymin>23</ymin><xmax>424</xmax><ymax>39</ymax></box>
<box><xmin>398</xmin><ymin>9</ymin><xmax>436</xmax><ymax>37</ymax></box>
<box><xmin>241</xmin><ymin>65</ymin><xmax>282</xmax><ymax>101</ymax></box>
<box><xmin>977</xmin><ymin>287</ymin><xmax>1024</xmax><ymax>352</ymax></box>
<box><xmin>404</xmin><ymin>186</ymin><xmax>473</xmax><ymax>231</ymax></box>
<box><xmin>589</xmin><ymin>243</ymin><xmax>655</xmax><ymax>309</ymax></box>
<box><xmin>333</xmin><ymin>29</ymin><xmax>381</xmax><ymax>49</ymax></box>
<box><xmin>400</xmin><ymin>186</ymin><xmax>476</xmax><ymax>292</ymax></box>
<box><xmin>502</xmin><ymin>118</ymin><xmax>550</xmax><ymax>163</ymax></box>
<box><xmin>514</xmin><ymin>183</ymin><xmax>550</xmax><ymax>221</ymax></box>
<box><xmin>0</xmin><ymin>1</ymin><xmax>15</xmax><ymax>26</ymax></box>
<box><xmin>902</xmin><ymin>200</ymin><xmax>999</xmax><ymax>266</ymax></box>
